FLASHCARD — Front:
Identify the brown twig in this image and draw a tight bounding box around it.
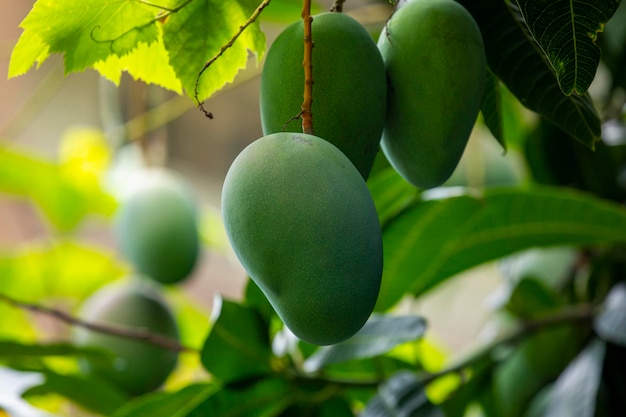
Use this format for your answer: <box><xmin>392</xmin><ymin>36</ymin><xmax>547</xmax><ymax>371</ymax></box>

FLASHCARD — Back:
<box><xmin>0</xmin><ymin>293</ymin><xmax>195</xmax><ymax>353</ymax></box>
<box><xmin>301</xmin><ymin>0</ymin><xmax>314</xmax><ymax>134</ymax></box>
<box><xmin>194</xmin><ymin>0</ymin><xmax>272</xmax><ymax>118</ymax></box>
<box><xmin>330</xmin><ymin>0</ymin><xmax>346</xmax><ymax>12</ymax></box>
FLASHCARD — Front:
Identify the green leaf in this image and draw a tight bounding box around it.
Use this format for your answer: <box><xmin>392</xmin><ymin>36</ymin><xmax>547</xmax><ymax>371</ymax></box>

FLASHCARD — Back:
<box><xmin>481</xmin><ymin>68</ymin><xmax>506</xmax><ymax>150</ymax></box>
<box><xmin>545</xmin><ymin>339</ymin><xmax>606</xmax><ymax>417</ymax></box>
<box><xmin>12</xmin><ymin>0</ymin><xmax>161</xmax><ymax>74</ymax></box>
<box><xmin>376</xmin><ymin>185</ymin><xmax>626</xmax><ymax>311</ymax></box>
<box><xmin>514</xmin><ymin>0</ymin><xmax>620</xmax><ymax>95</ymax></box>
<box><xmin>188</xmin><ymin>378</ymin><xmax>292</xmax><ymax>417</ymax></box>
<box><xmin>111</xmin><ymin>383</ymin><xmax>218</xmax><ymax>417</ymax></box>
<box><xmin>0</xmin><ymin>239</ymin><xmax>126</xmax><ymax>303</ymax></box>
<box><xmin>0</xmin><ymin>340</ymin><xmax>110</xmax><ymax>361</ymax></box>
<box><xmin>201</xmin><ymin>297</ymin><xmax>272</xmax><ymax>383</ymax></box>
<box><xmin>505</xmin><ymin>278</ymin><xmax>563</xmax><ymax>319</ymax></box>
<box><xmin>23</xmin><ymin>369</ymin><xmax>130</xmax><ymax>415</ymax></box>
<box><xmin>94</xmin><ymin>27</ymin><xmax>183</xmax><ymax>93</ymax></box>
<box><xmin>0</xmin><ymin>145</ymin><xmax>117</xmax><ymax>231</ymax></box>
<box><xmin>367</xmin><ymin>168</ymin><xmax>420</xmax><ymax>228</ymax></box>
<box><xmin>458</xmin><ymin>0</ymin><xmax>601</xmax><ymax>148</ymax></box>
<box><xmin>162</xmin><ymin>0</ymin><xmax>266</xmax><ymax>101</ymax></box>
<box><xmin>363</xmin><ymin>371</ymin><xmax>445</xmax><ymax>417</ymax></box>
<box><xmin>594</xmin><ymin>283</ymin><xmax>626</xmax><ymax>346</ymax></box>
<box><xmin>303</xmin><ymin>315</ymin><xmax>426</xmax><ymax>373</ymax></box>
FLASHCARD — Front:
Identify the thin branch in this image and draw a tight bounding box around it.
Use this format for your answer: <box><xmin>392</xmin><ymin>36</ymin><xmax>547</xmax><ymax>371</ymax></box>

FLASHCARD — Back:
<box><xmin>301</xmin><ymin>0</ymin><xmax>314</xmax><ymax>134</ymax></box>
<box><xmin>0</xmin><ymin>293</ymin><xmax>196</xmax><ymax>353</ymax></box>
<box><xmin>330</xmin><ymin>0</ymin><xmax>346</xmax><ymax>12</ymax></box>
<box><xmin>296</xmin><ymin>303</ymin><xmax>596</xmax><ymax>389</ymax></box>
<box><xmin>194</xmin><ymin>0</ymin><xmax>272</xmax><ymax>118</ymax></box>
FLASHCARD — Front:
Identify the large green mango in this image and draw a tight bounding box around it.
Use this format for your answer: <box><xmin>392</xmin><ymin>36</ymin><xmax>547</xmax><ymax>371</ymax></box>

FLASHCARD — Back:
<box><xmin>378</xmin><ymin>0</ymin><xmax>486</xmax><ymax>188</ymax></box>
<box><xmin>115</xmin><ymin>169</ymin><xmax>200</xmax><ymax>284</ymax></box>
<box><xmin>73</xmin><ymin>280</ymin><xmax>179</xmax><ymax>396</ymax></box>
<box><xmin>222</xmin><ymin>132</ymin><xmax>382</xmax><ymax>345</ymax></box>
<box><xmin>260</xmin><ymin>12</ymin><xmax>387</xmax><ymax>179</ymax></box>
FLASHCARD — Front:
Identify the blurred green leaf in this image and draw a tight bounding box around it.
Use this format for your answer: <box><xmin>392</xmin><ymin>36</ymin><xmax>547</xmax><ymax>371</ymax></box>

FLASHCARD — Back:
<box><xmin>201</xmin><ymin>297</ymin><xmax>272</xmax><ymax>383</ymax></box>
<box><xmin>0</xmin><ymin>340</ymin><xmax>111</xmax><ymax>361</ymax></box>
<box><xmin>22</xmin><ymin>369</ymin><xmax>130</xmax><ymax>415</ymax></box>
<box><xmin>514</xmin><ymin>0</ymin><xmax>619</xmax><ymax>95</ymax></box>
<box><xmin>0</xmin><ymin>145</ymin><xmax>117</xmax><ymax>231</ymax></box>
<box><xmin>494</xmin><ymin>325</ymin><xmax>588</xmax><ymax>417</ymax></box>
<box><xmin>363</xmin><ymin>371</ymin><xmax>444</xmax><ymax>417</ymax></box>
<box><xmin>367</xmin><ymin>168</ymin><xmax>419</xmax><ymax>228</ymax></box>
<box><xmin>458</xmin><ymin>0</ymin><xmax>601</xmax><ymax>148</ymax></box>
<box><xmin>506</xmin><ymin>278</ymin><xmax>562</xmax><ymax>319</ymax></box>
<box><xmin>594</xmin><ymin>283</ymin><xmax>626</xmax><ymax>346</ymax></box>
<box><xmin>480</xmin><ymin>68</ymin><xmax>506</xmax><ymax>150</ymax></box>
<box><xmin>376</xmin><ymin>185</ymin><xmax>626</xmax><ymax>311</ymax></box>
<box><xmin>545</xmin><ymin>339</ymin><xmax>606</xmax><ymax>417</ymax></box>
<box><xmin>111</xmin><ymin>383</ymin><xmax>217</xmax><ymax>417</ymax></box>
<box><xmin>189</xmin><ymin>378</ymin><xmax>292</xmax><ymax>417</ymax></box>
<box><xmin>0</xmin><ymin>239</ymin><xmax>126</xmax><ymax>303</ymax></box>
<box><xmin>303</xmin><ymin>315</ymin><xmax>426</xmax><ymax>373</ymax></box>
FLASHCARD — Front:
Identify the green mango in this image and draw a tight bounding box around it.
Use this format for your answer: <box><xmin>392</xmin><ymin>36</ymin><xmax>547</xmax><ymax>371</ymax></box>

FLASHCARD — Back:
<box><xmin>73</xmin><ymin>280</ymin><xmax>179</xmax><ymax>396</ymax></box>
<box><xmin>115</xmin><ymin>169</ymin><xmax>200</xmax><ymax>284</ymax></box>
<box><xmin>260</xmin><ymin>12</ymin><xmax>387</xmax><ymax>179</ymax></box>
<box><xmin>378</xmin><ymin>0</ymin><xmax>486</xmax><ymax>188</ymax></box>
<box><xmin>222</xmin><ymin>132</ymin><xmax>382</xmax><ymax>345</ymax></box>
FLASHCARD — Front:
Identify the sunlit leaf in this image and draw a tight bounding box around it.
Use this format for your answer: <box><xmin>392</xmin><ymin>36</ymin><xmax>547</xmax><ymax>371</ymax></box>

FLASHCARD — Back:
<box><xmin>0</xmin><ymin>145</ymin><xmax>117</xmax><ymax>231</ymax></box>
<box><xmin>11</xmin><ymin>0</ymin><xmax>162</xmax><ymax>74</ymax></box>
<box><xmin>162</xmin><ymin>0</ymin><xmax>266</xmax><ymax>101</ymax></box>
<box><xmin>515</xmin><ymin>0</ymin><xmax>620</xmax><ymax>95</ymax></box>
<box><xmin>376</xmin><ymin>185</ymin><xmax>626</xmax><ymax>311</ymax></box>
<box><xmin>94</xmin><ymin>28</ymin><xmax>183</xmax><ymax>93</ymax></box>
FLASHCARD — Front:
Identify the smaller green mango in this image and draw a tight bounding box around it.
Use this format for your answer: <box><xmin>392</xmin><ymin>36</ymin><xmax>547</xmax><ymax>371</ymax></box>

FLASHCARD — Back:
<box><xmin>115</xmin><ymin>169</ymin><xmax>200</xmax><ymax>284</ymax></box>
<box><xmin>378</xmin><ymin>0</ymin><xmax>486</xmax><ymax>188</ymax></box>
<box><xmin>222</xmin><ymin>132</ymin><xmax>383</xmax><ymax>345</ymax></box>
<box><xmin>261</xmin><ymin>12</ymin><xmax>387</xmax><ymax>179</ymax></box>
<box><xmin>73</xmin><ymin>280</ymin><xmax>179</xmax><ymax>396</ymax></box>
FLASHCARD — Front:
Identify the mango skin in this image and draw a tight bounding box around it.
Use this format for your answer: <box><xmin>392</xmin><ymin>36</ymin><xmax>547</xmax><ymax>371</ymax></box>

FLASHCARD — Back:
<box><xmin>115</xmin><ymin>169</ymin><xmax>199</xmax><ymax>284</ymax></box>
<box><xmin>260</xmin><ymin>12</ymin><xmax>387</xmax><ymax>179</ymax></box>
<box><xmin>222</xmin><ymin>132</ymin><xmax>383</xmax><ymax>345</ymax></box>
<box><xmin>378</xmin><ymin>0</ymin><xmax>486</xmax><ymax>188</ymax></box>
<box><xmin>73</xmin><ymin>281</ymin><xmax>179</xmax><ymax>396</ymax></box>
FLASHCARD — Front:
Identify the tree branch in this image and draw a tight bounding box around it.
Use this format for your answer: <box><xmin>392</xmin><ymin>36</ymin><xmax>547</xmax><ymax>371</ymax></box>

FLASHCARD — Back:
<box><xmin>301</xmin><ymin>0</ymin><xmax>314</xmax><ymax>134</ymax></box>
<box><xmin>330</xmin><ymin>0</ymin><xmax>346</xmax><ymax>12</ymax></box>
<box><xmin>0</xmin><ymin>293</ymin><xmax>196</xmax><ymax>353</ymax></box>
<box><xmin>194</xmin><ymin>0</ymin><xmax>272</xmax><ymax>118</ymax></box>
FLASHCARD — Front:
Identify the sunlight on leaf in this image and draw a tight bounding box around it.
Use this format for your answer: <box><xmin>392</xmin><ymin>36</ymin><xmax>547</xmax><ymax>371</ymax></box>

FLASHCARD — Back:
<box><xmin>12</xmin><ymin>0</ymin><xmax>162</xmax><ymax>74</ymax></box>
<box><xmin>162</xmin><ymin>0</ymin><xmax>266</xmax><ymax>101</ymax></box>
